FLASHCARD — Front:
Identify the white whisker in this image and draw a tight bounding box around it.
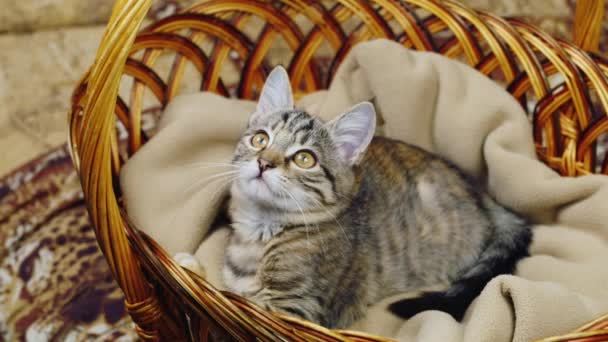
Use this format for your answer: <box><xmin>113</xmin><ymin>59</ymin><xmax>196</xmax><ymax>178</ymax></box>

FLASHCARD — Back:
<box><xmin>181</xmin><ymin>170</ymin><xmax>240</xmax><ymax>197</ymax></box>
<box><xmin>276</xmin><ymin>181</ymin><xmax>319</xmax><ymax>254</ymax></box>
<box><xmin>178</xmin><ymin>161</ymin><xmax>243</xmax><ymax>169</ymax></box>
<box><xmin>283</xmin><ymin>178</ymin><xmax>351</xmax><ymax>251</ymax></box>
<box><xmin>167</xmin><ymin>171</ymin><xmax>240</xmax><ymax>231</ymax></box>
<box><xmin>205</xmin><ymin>174</ymin><xmax>241</xmax><ymax>202</ymax></box>
<box><xmin>280</xmin><ymin>179</ymin><xmax>330</xmax><ymax>256</ymax></box>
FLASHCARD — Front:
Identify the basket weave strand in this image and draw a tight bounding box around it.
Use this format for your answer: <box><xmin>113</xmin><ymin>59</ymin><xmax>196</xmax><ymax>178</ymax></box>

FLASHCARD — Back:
<box><xmin>68</xmin><ymin>0</ymin><xmax>608</xmax><ymax>341</ymax></box>
<box><xmin>573</xmin><ymin>0</ymin><xmax>605</xmax><ymax>52</ymax></box>
<box><xmin>69</xmin><ymin>0</ymin><xmax>166</xmax><ymax>340</ymax></box>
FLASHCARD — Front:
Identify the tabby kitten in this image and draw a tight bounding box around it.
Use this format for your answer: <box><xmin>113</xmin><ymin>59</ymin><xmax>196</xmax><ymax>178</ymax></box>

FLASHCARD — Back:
<box><xmin>223</xmin><ymin>66</ymin><xmax>532</xmax><ymax>328</ymax></box>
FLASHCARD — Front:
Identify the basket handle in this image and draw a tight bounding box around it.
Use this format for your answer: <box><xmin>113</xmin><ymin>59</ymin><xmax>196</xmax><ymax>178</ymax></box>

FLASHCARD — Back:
<box><xmin>78</xmin><ymin>0</ymin><xmax>160</xmax><ymax>340</ymax></box>
<box><xmin>573</xmin><ymin>0</ymin><xmax>605</xmax><ymax>52</ymax></box>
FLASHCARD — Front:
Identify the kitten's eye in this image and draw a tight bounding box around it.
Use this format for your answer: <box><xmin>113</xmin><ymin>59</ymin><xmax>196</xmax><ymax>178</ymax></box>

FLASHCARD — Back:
<box><xmin>251</xmin><ymin>131</ymin><xmax>269</xmax><ymax>150</ymax></box>
<box><xmin>293</xmin><ymin>150</ymin><xmax>317</xmax><ymax>169</ymax></box>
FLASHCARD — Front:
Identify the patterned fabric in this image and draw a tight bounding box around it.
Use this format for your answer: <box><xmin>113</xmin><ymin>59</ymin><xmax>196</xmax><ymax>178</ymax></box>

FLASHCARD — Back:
<box><xmin>0</xmin><ymin>146</ymin><xmax>138</xmax><ymax>341</ymax></box>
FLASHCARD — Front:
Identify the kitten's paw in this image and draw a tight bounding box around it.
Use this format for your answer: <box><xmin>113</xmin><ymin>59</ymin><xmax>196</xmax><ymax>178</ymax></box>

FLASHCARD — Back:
<box><xmin>173</xmin><ymin>252</ymin><xmax>206</xmax><ymax>278</ymax></box>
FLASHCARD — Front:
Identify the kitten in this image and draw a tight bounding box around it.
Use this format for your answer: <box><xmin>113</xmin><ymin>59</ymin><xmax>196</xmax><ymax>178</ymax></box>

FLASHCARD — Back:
<box><xmin>223</xmin><ymin>66</ymin><xmax>532</xmax><ymax>328</ymax></box>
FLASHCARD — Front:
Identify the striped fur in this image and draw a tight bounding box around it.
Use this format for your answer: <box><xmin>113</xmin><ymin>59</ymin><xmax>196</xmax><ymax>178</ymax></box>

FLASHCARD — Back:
<box><xmin>223</xmin><ymin>67</ymin><xmax>532</xmax><ymax>328</ymax></box>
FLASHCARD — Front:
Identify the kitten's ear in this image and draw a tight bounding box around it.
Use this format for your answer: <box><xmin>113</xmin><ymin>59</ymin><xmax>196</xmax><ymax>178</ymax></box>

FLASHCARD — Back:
<box><xmin>328</xmin><ymin>102</ymin><xmax>376</xmax><ymax>165</ymax></box>
<box><xmin>255</xmin><ymin>66</ymin><xmax>294</xmax><ymax>116</ymax></box>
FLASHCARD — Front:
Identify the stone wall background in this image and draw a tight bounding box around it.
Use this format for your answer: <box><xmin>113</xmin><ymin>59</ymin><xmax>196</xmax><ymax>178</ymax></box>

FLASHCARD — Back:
<box><xmin>0</xmin><ymin>0</ymin><xmax>602</xmax><ymax>174</ymax></box>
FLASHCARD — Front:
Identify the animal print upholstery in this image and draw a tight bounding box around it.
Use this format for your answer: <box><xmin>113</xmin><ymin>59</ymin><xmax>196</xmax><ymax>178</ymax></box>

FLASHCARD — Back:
<box><xmin>0</xmin><ymin>146</ymin><xmax>137</xmax><ymax>341</ymax></box>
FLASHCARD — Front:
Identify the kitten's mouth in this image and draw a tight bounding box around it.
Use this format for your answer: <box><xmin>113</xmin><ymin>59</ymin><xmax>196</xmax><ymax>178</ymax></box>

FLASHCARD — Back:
<box><xmin>250</xmin><ymin>176</ymin><xmax>280</xmax><ymax>196</ymax></box>
<box><xmin>251</xmin><ymin>172</ymin><xmax>265</xmax><ymax>182</ymax></box>
<box><xmin>250</xmin><ymin>175</ymin><xmax>269</xmax><ymax>188</ymax></box>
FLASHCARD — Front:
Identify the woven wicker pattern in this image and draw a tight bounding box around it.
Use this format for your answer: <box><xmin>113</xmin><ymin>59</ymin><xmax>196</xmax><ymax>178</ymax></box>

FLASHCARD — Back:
<box><xmin>68</xmin><ymin>0</ymin><xmax>608</xmax><ymax>341</ymax></box>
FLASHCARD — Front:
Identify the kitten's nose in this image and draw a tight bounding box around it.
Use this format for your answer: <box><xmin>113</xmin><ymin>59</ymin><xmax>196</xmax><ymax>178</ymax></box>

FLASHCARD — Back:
<box><xmin>258</xmin><ymin>158</ymin><xmax>276</xmax><ymax>173</ymax></box>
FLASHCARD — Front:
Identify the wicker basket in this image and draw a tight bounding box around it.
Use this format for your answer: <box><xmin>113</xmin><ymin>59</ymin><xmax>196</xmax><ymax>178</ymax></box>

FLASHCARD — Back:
<box><xmin>68</xmin><ymin>0</ymin><xmax>608</xmax><ymax>340</ymax></box>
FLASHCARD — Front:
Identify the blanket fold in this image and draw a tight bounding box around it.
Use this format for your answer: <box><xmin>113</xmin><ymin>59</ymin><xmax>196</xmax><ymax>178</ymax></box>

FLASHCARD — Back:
<box><xmin>121</xmin><ymin>39</ymin><xmax>608</xmax><ymax>341</ymax></box>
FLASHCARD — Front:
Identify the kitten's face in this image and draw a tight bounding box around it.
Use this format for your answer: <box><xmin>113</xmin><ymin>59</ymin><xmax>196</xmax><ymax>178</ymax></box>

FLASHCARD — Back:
<box><xmin>233</xmin><ymin>110</ymin><xmax>343</xmax><ymax>211</ymax></box>
<box><xmin>231</xmin><ymin>66</ymin><xmax>376</xmax><ymax>213</ymax></box>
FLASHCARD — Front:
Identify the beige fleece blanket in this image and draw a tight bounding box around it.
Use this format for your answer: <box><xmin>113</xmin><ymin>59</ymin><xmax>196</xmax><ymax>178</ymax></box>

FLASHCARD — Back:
<box><xmin>120</xmin><ymin>39</ymin><xmax>608</xmax><ymax>341</ymax></box>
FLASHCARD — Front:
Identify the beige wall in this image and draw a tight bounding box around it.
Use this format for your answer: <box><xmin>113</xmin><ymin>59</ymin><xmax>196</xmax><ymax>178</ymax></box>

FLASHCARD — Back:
<box><xmin>0</xmin><ymin>0</ymin><xmax>592</xmax><ymax>174</ymax></box>
<box><xmin>0</xmin><ymin>0</ymin><xmax>577</xmax><ymax>35</ymax></box>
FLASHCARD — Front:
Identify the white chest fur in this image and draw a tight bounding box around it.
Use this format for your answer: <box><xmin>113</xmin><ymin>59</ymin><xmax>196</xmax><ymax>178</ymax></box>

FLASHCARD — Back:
<box><xmin>230</xmin><ymin>200</ymin><xmax>286</xmax><ymax>243</ymax></box>
<box><xmin>224</xmin><ymin>201</ymin><xmax>286</xmax><ymax>295</ymax></box>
